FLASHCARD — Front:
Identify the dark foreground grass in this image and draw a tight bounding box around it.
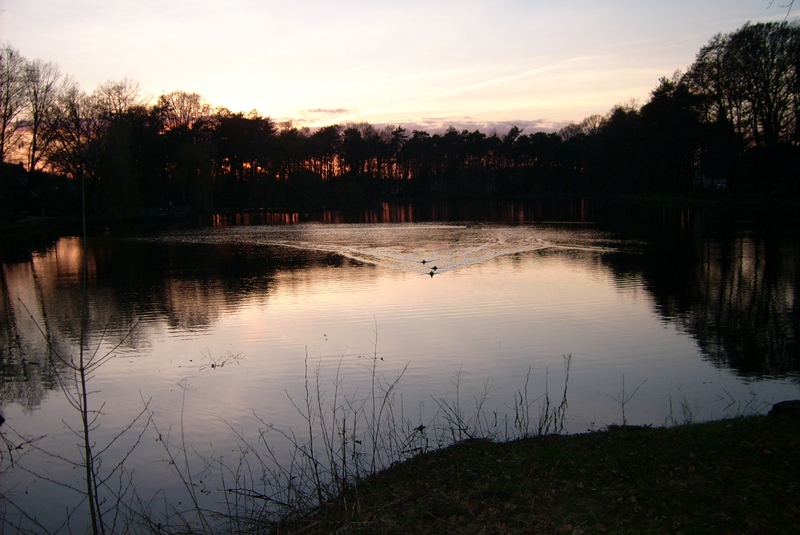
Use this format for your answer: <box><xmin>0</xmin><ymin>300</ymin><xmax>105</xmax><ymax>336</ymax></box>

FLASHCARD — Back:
<box><xmin>273</xmin><ymin>414</ymin><xmax>799</xmax><ymax>534</ymax></box>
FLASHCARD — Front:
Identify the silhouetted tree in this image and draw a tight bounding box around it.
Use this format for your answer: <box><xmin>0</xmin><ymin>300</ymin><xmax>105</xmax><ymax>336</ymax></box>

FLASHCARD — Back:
<box><xmin>397</xmin><ymin>130</ymin><xmax>435</xmax><ymax>197</ymax></box>
<box><xmin>47</xmin><ymin>80</ymin><xmax>154</xmax><ymax>217</ymax></box>
<box><xmin>684</xmin><ymin>21</ymin><xmax>800</xmax><ymax>194</ymax></box>
<box><xmin>6</xmin><ymin>18</ymin><xmax>800</xmax><ymax>219</ymax></box>
<box><xmin>47</xmin><ymin>84</ymin><xmax>103</xmax><ymax>202</ymax></box>
<box><xmin>155</xmin><ymin>91</ymin><xmax>211</xmax><ymax>132</ymax></box>
<box><xmin>307</xmin><ymin>124</ymin><xmax>342</xmax><ymax>182</ymax></box>
<box><xmin>387</xmin><ymin>125</ymin><xmax>408</xmax><ymax>179</ymax></box>
<box><xmin>89</xmin><ymin>80</ymin><xmax>153</xmax><ymax>216</ymax></box>
<box><xmin>591</xmin><ymin>101</ymin><xmax>643</xmax><ymax>193</ymax></box>
<box><xmin>212</xmin><ymin>110</ymin><xmax>277</xmax><ymax>208</ymax></box>
<box><xmin>93</xmin><ymin>78</ymin><xmax>144</xmax><ymax>118</ymax></box>
<box><xmin>638</xmin><ymin>73</ymin><xmax>704</xmax><ymax>194</ymax></box>
<box><xmin>23</xmin><ymin>59</ymin><xmax>66</xmax><ymax>181</ymax></box>
<box><xmin>0</xmin><ymin>45</ymin><xmax>26</xmax><ymax>166</ymax></box>
<box><xmin>0</xmin><ymin>45</ymin><xmax>28</xmax><ymax>219</ymax></box>
<box><xmin>685</xmin><ymin>22</ymin><xmax>799</xmax><ymax>149</ymax></box>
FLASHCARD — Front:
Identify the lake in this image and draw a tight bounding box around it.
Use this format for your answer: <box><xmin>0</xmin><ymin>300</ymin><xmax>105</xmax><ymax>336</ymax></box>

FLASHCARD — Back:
<box><xmin>1</xmin><ymin>200</ymin><xmax>798</xmax><ymax>532</ymax></box>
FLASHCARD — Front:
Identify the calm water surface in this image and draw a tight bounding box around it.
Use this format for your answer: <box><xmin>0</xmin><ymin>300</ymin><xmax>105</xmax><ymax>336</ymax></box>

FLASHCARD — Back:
<box><xmin>1</xmin><ymin>203</ymin><xmax>798</xmax><ymax>531</ymax></box>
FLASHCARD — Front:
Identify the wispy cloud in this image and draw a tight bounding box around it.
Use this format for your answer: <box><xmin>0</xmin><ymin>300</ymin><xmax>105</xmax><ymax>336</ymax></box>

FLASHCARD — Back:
<box><xmin>307</xmin><ymin>108</ymin><xmax>350</xmax><ymax>114</ymax></box>
<box><xmin>307</xmin><ymin>53</ymin><xmax>618</xmax><ymax>129</ymax></box>
<box><xmin>8</xmin><ymin>0</ymin><xmax>777</xmax><ymax>129</ymax></box>
<box><xmin>308</xmin><ymin>62</ymin><xmax>569</xmax><ymax>127</ymax></box>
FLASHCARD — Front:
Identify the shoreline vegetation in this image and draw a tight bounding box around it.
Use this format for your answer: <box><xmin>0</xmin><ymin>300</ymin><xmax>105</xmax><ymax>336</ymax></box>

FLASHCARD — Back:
<box><xmin>1</xmin><ymin>327</ymin><xmax>798</xmax><ymax>534</ymax></box>
<box><xmin>275</xmin><ymin>412</ymin><xmax>800</xmax><ymax>535</ymax></box>
<box><xmin>2</xmin><ymin>192</ymin><xmax>800</xmax><ymax>238</ymax></box>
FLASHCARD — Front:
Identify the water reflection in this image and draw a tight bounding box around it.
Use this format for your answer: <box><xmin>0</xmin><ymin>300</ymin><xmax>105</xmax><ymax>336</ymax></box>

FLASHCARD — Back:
<box><xmin>210</xmin><ymin>199</ymin><xmax>594</xmax><ymax>227</ymax></box>
<box><xmin>1</xmin><ymin>203</ymin><xmax>798</xmax><ymax>532</ymax></box>
<box><xmin>597</xmin><ymin>202</ymin><xmax>798</xmax><ymax>378</ymax></box>
<box><xmin>1</xmin><ymin>209</ymin><xmax>796</xmax><ymax>416</ymax></box>
<box><xmin>643</xmin><ymin>228</ymin><xmax>796</xmax><ymax>378</ymax></box>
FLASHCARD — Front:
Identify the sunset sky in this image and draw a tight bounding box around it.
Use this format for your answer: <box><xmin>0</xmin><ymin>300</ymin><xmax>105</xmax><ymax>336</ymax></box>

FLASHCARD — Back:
<box><xmin>2</xmin><ymin>1</ymin><xmax>793</xmax><ymax>132</ymax></box>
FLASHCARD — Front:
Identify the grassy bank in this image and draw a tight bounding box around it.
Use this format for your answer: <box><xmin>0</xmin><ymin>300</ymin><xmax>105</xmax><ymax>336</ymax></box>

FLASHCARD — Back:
<box><xmin>274</xmin><ymin>414</ymin><xmax>799</xmax><ymax>534</ymax></box>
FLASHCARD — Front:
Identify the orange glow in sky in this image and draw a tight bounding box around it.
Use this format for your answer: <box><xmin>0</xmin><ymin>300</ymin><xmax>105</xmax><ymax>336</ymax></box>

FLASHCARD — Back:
<box><xmin>3</xmin><ymin>1</ymin><xmax>791</xmax><ymax>132</ymax></box>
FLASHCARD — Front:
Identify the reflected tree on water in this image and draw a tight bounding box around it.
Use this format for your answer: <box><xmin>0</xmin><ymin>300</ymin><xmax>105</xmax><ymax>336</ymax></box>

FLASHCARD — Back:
<box><xmin>602</xmin><ymin>206</ymin><xmax>799</xmax><ymax>380</ymax></box>
<box><xmin>693</xmin><ymin>229</ymin><xmax>799</xmax><ymax>377</ymax></box>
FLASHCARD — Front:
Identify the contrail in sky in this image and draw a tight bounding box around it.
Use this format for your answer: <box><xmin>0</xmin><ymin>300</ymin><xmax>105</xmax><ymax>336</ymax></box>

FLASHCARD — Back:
<box><xmin>312</xmin><ymin>64</ymin><xmax>559</xmax><ymax>126</ymax></box>
<box><xmin>311</xmin><ymin>54</ymin><xmax>614</xmax><ymax>127</ymax></box>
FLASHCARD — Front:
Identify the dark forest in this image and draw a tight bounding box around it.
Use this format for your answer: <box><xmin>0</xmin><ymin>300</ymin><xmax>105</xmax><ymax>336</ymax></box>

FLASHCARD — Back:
<box><xmin>1</xmin><ymin>21</ymin><xmax>799</xmax><ymax>222</ymax></box>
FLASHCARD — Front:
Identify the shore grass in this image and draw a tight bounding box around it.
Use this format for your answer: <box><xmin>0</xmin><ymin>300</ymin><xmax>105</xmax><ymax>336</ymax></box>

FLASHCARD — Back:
<box><xmin>273</xmin><ymin>414</ymin><xmax>800</xmax><ymax>534</ymax></box>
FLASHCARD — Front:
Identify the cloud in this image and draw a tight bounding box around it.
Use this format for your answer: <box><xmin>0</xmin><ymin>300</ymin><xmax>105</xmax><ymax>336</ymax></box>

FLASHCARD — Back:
<box><xmin>303</xmin><ymin>56</ymin><xmax>614</xmax><ymax>129</ymax></box>
<box><xmin>306</xmin><ymin>108</ymin><xmax>350</xmax><ymax>115</ymax></box>
<box><xmin>360</xmin><ymin>118</ymin><xmax>568</xmax><ymax>135</ymax></box>
<box><xmin>308</xmin><ymin>63</ymin><xmax>563</xmax><ymax>127</ymax></box>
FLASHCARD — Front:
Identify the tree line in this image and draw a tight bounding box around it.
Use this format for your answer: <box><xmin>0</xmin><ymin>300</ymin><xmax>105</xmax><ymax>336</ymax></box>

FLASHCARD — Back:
<box><xmin>1</xmin><ymin>21</ymin><xmax>799</xmax><ymax>221</ymax></box>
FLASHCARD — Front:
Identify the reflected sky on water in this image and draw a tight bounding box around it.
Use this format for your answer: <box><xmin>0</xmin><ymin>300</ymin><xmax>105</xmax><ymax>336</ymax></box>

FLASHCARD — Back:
<box><xmin>1</xmin><ymin>207</ymin><xmax>798</xmax><ymax>531</ymax></box>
